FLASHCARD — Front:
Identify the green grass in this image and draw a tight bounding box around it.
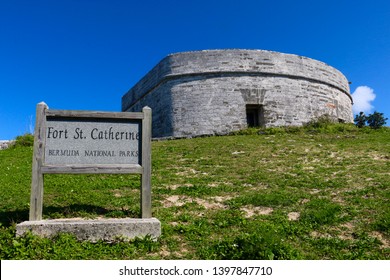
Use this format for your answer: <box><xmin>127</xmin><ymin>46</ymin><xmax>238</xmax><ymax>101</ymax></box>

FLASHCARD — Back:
<box><xmin>0</xmin><ymin>124</ymin><xmax>389</xmax><ymax>259</ymax></box>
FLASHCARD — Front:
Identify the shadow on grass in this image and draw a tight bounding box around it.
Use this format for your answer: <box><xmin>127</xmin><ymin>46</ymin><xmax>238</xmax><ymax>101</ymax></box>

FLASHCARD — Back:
<box><xmin>0</xmin><ymin>209</ymin><xmax>29</xmax><ymax>226</ymax></box>
<box><xmin>0</xmin><ymin>204</ymin><xmax>140</xmax><ymax>227</ymax></box>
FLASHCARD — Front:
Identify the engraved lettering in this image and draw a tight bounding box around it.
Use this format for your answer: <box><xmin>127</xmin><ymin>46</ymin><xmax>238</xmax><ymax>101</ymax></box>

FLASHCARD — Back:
<box><xmin>48</xmin><ymin>149</ymin><xmax>79</xmax><ymax>156</ymax></box>
<box><xmin>90</xmin><ymin>127</ymin><xmax>139</xmax><ymax>141</ymax></box>
<box><xmin>47</xmin><ymin>127</ymin><xmax>68</xmax><ymax>139</ymax></box>
<box><xmin>73</xmin><ymin>128</ymin><xmax>86</xmax><ymax>139</ymax></box>
<box><xmin>85</xmin><ymin>150</ymin><xmax>115</xmax><ymax>157</ymax></box>
<box><xmin>119</xmin><ymin>150</ymin><xmax>139</xmax><ymax>157</ymax></box>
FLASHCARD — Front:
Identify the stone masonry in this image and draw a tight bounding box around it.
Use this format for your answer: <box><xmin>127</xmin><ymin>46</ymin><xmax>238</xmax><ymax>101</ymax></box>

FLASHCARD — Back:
<box><xmin>122</xmin><ymin>49</ymin><xmax>353</xmax><ymax>138</ymax></box>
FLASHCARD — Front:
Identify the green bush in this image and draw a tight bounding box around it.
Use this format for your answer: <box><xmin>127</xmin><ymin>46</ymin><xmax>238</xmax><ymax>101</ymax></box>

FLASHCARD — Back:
<box><xmin>366</xmin><ymin>111</ymin><xmax>388</xmax><ymax>129</ymax></box>
<box><xmin>354</xmin><ymin>111</ymin><xmax>388</xmax><ymax>129</ymax></box>
<box><xmin>14</xmin><ymin>134</ymin><xmax>34</xmax><ymax>147</ymax></box>
<box><xmin>304</xmin><ymin>114</ymin><xmax>337</xmax><ymax>131</ymax></box>
<box><xmin>354</xmin><ymin>112</ymin><xmax>367</xmax><ymax>128</ymax></box>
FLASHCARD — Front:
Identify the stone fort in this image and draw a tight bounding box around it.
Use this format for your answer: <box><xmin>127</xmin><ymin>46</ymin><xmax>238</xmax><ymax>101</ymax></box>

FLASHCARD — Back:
<box><xmin>122</xmin><ymin>49</ymin><xmax>353</xmax><ymax>138</ymax></box>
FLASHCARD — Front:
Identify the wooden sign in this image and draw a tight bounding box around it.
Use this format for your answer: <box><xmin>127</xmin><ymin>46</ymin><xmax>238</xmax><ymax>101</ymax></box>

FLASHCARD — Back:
<box><xmin>30</xmin><ymin>102</ymin><xmax>152</xmax><ymax>221</ymax></box>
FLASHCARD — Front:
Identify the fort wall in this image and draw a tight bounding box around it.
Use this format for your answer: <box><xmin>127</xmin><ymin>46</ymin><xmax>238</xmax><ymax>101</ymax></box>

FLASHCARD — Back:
<box><xmin>122</xmin><ymin>49</ymin><xmax>353</xmax><ymax>138</ymax></box>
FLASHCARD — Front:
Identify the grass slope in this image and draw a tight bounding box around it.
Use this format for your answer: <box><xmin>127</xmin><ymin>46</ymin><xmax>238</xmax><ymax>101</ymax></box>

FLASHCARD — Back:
<box><xmin>0</xmin><ymin>124</ymin><xmax>389</xmax><ymax>259</ymax></box>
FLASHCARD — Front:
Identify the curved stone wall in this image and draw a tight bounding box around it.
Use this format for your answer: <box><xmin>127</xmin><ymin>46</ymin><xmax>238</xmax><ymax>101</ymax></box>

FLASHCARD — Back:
<box><xmin>122</xmin><ymin>49</ymin><xmax>353</xmax><ymax>138</ymax></box>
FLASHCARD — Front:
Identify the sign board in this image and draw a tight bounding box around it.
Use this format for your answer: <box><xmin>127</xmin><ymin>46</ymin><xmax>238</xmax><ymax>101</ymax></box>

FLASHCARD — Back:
<box><xmin>29</xmin><ymin>102</ymin><xmax>152</xmax><ymax>221</ymax></box>
<box><xmin>45</xmin><ymin>118</ymin><xmax>141</xmax><ymax>165</ymax></box>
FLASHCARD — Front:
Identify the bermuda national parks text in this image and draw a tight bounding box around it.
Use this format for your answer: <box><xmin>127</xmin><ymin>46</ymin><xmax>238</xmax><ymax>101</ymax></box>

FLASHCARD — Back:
<box><xmin>47</xmin><ymin>149</ymin><xmax>139</xmax><ymax>157</ymax></box>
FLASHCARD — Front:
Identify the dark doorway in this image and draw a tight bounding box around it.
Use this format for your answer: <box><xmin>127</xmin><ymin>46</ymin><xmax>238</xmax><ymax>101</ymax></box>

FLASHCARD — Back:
<box><xmin>246</xmin><ymin>105</ymin><xmax>264</xmax><ymax>127</ymax></box>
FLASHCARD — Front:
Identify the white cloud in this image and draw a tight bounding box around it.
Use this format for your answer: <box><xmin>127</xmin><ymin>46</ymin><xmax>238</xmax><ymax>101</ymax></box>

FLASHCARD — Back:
<box><xmin>351</xmin><ymin>86</ymin><xmax>376</xmax><ymax>115</ymax></box>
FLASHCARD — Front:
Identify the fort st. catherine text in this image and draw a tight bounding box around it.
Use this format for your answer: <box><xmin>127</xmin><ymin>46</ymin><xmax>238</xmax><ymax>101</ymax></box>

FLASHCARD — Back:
<box><xmin>47</xmin><ymin>126</ymin><xmax>139</xmax><ymax>141</ymax></box>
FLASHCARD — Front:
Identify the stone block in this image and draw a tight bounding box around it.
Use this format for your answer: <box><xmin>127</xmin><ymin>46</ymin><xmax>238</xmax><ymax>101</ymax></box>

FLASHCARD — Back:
<box><xmin>16</xmin><ymin>218</ymin><xmax>161</xmax><ymax>242</ymax></box>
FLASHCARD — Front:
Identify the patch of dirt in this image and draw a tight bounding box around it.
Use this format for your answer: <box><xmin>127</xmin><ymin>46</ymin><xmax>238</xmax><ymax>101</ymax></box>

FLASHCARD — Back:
<box><xmin>241</xmin><ymin>206</ymin><xmax>273</xmax><ymax>218</ymax></box>
<box><xmin>370</xmin><ymin>152</ymin><xmax>389</xmax><ymax>161</ymax></box>
<box><xmin>162</xmin><ymin>195</ymin><xmax>227</xmax><ymax>210</ymax></box>
<box><xmin>175</xmin><ymin>167</ymin><xmax>208</xmax><ymax>176</ymax></box>
<box><xmin>303</xmin><ymin>166</ymin><xmax>315</xmax><ymax>171</ymax></box>
<box><xmin>152</xmin><ymin>246</ymin><xmax>171</xmax><ymax>258</ymax></box>
<box><xmin>288</xmin><ymin>212</ymin><xmax>300</xmax><ymax>221</ymax></box>
<box><xmin>309</xmin><ymin>189</ymin><xmax>321</xmax><ymax>194</ymax></box>
<box><xmin>232</xmin><ymin>151</ymin><xmax>245</xmax><ymax>155</ymax></box>
<box><xmin>150</xmin><ymin>240</ymin><xmax>190</xmax><ymax>259</ymax></box>
<box><xmin>342</xmin><ymin>222</ymin><xmax>355</xmax><ymax>230</ymax></box>
<box><xmin>330</xmin><ymin>192</ymin><xmax>346</xmax><ymax>204</ymax></box>
<box><xmin>166</xmin><ymin>183</ymin><xmax>193</xmax><ymax>190</ymax></box>
<box><xmin>111</xmin><ymin>188</ymin><xmax>138</xmax><ymax>198</ymax></box>
<box><xmin>194</xmin><ymin>198</ymin><xmax>226</xmax><ymax>210</ymax></box>
<box><xmin>212</xmin><ymin>196</ymin><xmax>232</xmax><ymax>203</ymax></box>
<box><xmin>337</xmin><ymin>222</ymin><xmax>355</xmax><ymax>241</ymax></box>
<box><xmin>113</xmin><ymin>192</ymin><xmax>122</xmax><ymax>198</ymax></box>
<box><xmin>163</xmin><ymin>195</ymin><xmax>186</xmax><ymax>207</ymax></box>
<box><xmin>300</xmin><ymin>198</ymin><xmax>310</xmax><ymax>204</ymax></box>
<box><xmin>371</xmin><ymin>231</ymin><xmax>390</xmax><ymax>249</ymax></box>
<box><xmin>310</xmin><ymin>231</ymin><xmax>332</xmax><ymax>239</ymax></box>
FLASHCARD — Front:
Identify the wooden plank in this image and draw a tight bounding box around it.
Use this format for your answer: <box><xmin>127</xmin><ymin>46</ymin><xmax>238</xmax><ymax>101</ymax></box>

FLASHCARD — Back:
<box><xmin>141</xmin><ymin>106</ymin><xmax>152</xmax><ymax>218</ymax></box>
<box><xmin>41</xmin><ymin>164</ymin><xmax>143</xmax><ymax>174</ymax></box>
<box><xmin>29</xmin><ymin>102</ymin><xmax>48</xmax><ymax>221</ymax></box>
<box><xmin>46</xmin><ymin>109</ymin><xmax>144</xmax><ymax>120</ymax></box>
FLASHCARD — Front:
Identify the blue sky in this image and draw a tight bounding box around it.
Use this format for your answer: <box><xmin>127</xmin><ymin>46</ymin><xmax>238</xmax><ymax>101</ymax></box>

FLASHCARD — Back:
<box><xmin>1</xmin><ymin>0</ymin><xmax>389</xmax><ymax>140</ymax></box>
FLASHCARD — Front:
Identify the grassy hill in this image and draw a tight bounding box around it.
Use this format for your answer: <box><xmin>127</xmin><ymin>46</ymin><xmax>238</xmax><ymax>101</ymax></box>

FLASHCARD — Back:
<box><xmin>0</xmin><ymin>123</ymin><xmax>389</xmax><ymax>259</ymax></box>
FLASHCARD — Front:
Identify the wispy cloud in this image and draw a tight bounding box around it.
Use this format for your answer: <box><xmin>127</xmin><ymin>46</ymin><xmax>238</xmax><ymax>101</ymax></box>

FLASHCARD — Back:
<box><xmin>351</xmin><ymin>86</ymin><xmax>376</xmax><ymax>115</ymax></box>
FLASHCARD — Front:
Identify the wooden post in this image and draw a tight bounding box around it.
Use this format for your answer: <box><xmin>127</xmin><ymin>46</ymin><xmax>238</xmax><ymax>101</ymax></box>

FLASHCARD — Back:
<box><xmin>141</xmin><ymin>106</ymin><xmax>152</xmax><ymax>218</ymax></box>
<box><xmin>29</xmin><ymin>102</ymin><xmax>48</xmax><ymax>221</ymax></box>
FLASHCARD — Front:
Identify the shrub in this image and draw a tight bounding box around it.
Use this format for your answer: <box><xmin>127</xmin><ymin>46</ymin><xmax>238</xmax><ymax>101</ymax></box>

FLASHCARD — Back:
<box><xmin>354</xmin><ymin>112</ymin><xmax>367</xmax><ymax>128</ymax></box>
<box><xmin>354</xmin><ymin>111</ymin><xmax>387</xmax><ymax>129</ymax></box>
<box><xmin>304</xmin><ymin>114</ymin><xmax>337</xmax><ymax>130</ymax></box>
<box><xmin>366</xmin><ymin>111</ymin><xmax>388</xmax><ymax>129</ymax></box>
<box><xmin>14</xmin><ymin>134</ymin><xmax>34</xmax><ymax>147</ymax></box>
